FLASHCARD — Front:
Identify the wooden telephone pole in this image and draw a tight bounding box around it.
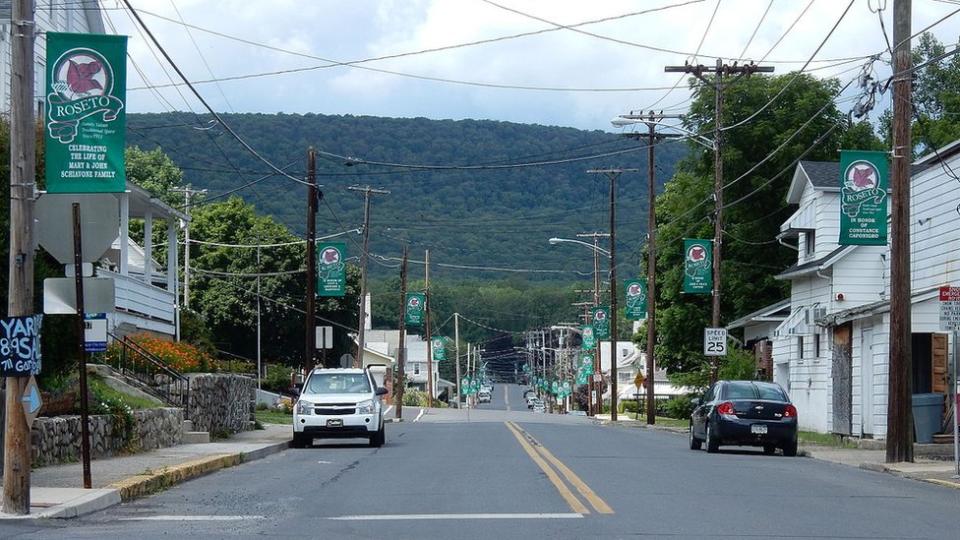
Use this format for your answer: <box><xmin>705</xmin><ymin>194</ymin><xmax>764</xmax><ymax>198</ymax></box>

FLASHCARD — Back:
<box><xmin>587</xmin><ymin>168</ymin><xmax>638</xmax><ymax>422</ymax></box>
<box><xmin>3</xmin><ymin>0</ymin><xmax>35</xmax><ymax>515</ymax></box>
<box><xmin>424</xmin><ymin>250</ymin><xmax>434</xmax><ymax>408</ymax></box>
<box><xmin>395</xmin><ymin>246</ymin><xmax>408</xmax><ymax>420</ymax></box>
<box><xmin>347</xmin><ymin>185</ymin><xmax>390</xmax><ymax>367</ymax></box>
<box><xmin>621</xmin><ymin>112</ymin><xmax>683</xmax><ymax>424</ymax></box>
<box><xmin>304</xmin><ymin>149</ymin><xmax>317</xmax><ymax>373</ymax></box>
<box><xmin>665</xmin><ymin>59</ymin><xmax>773</xmax><ymax>383</ymax></box>
<box><xmin>887</xmin><ymin>0</ymin><xmax>913</xmax><ymax>464</ymax></box>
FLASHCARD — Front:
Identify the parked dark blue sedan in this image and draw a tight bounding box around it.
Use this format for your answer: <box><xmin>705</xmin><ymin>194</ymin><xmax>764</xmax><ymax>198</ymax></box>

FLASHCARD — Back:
<box><xmin>689</xmin><ymin>380</ymin><xmax>798</xmax><ymax>456</ymax></box>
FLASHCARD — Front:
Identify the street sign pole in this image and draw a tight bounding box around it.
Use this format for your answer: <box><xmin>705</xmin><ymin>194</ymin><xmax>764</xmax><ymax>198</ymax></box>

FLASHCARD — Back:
<box><xmin>936</xmin><ymin>286</ymin><xmax>960</xmax><ymax>476</ymax></box>
<box><xmin>72</xmin><ymin>204</ymin><xmax>92</xmax><ymax>489</ymax></box>
<box><xmin>953</xmin><ymin>329</ymin><xmax>959</xmax><ymax>478</ymax></box>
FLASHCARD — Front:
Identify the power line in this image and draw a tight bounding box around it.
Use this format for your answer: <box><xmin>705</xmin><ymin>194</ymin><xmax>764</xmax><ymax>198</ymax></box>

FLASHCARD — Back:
<box><xmin>120</xmin><ymin>0</ymin><xmax>312</xmax><ymax>187</ymax></box>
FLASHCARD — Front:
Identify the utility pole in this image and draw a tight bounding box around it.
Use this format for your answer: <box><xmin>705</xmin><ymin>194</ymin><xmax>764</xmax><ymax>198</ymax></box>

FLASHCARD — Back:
<box><xmin>395</xmin><ymin>245</ymin><xmax>408</xmax><ymax>420</ymax></box>
<box><xmin>4</xmin><ymin>0</ymin><xmax>35</xmax><ymax>515</ymax></box>
<box><xmin>887</xmin><ymin>0</ymin><xmax>913</xmax><ymax>464</ymax></box>
<box><xmin>576</xmin><ymin>232</ymin><xmax>609</xmax><ymax>416</ymax></box>
<box><xmin>424</xmin><ymin>249</ymin><xmax>434</xmax><ymax>408</ymax></box>
<box><xmin>304</xmin><ymin>148</ymin><xmax>317</xmax><ymax>373</ymax></box>
<box><xmin>347</xmin><ymin>185</ymin><xmax>390</xmax><ymax>367</ymax></box>
<box><xmin>256</xmin><ymin>240</ymin><xmax>261</xmax><ymax>391</ymax></box>
<box><xmin>665</xmin><ymin>59</ymin><xmax>773</xmax><ymax>383</ymax></box>
<box><xmin>455</xmin><ymin>312</ymin><xmax>461</xmax><ymax>408</ymax></box>
<box><xmin>588</xmin><ymin>169</ymin><xmax>638</xmax><ymax>421</ymax></box>
<box><xmin>173</xmin><ymin>185</ymin><xmax>206</xmax><ymax>310</ymax></box>
<box><xmin>620</xmin><ymin>112</ymin><xmax>683</xmax><ymax>424</ymax></box>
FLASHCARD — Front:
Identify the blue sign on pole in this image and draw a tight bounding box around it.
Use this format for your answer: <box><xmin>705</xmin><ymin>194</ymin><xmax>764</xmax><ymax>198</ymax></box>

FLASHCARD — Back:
<box><xmin>84</xmin><ymin>313</ymin><xmax>107</xmax><ymax>353</ymax></box>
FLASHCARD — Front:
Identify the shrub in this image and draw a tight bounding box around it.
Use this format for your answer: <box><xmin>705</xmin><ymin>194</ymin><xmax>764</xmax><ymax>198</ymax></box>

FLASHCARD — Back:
<box><xmin>91</xmin><ymin>396</ymin><xmax>136</xmax><ymax>451</ymax></box>
<box><xmin>662</xmin><ymin>395</ymin><xmax>696</xmax><ymax>420</ymax></box>
<box><xmin>619</xmin><ymin>400</ymin><xmax>640</xmax><ymax>414</ymax></box>
<box><xmin>262</xmin><ymin>364</ymin><xmax>293</xmax><ymax>394</ymax></box>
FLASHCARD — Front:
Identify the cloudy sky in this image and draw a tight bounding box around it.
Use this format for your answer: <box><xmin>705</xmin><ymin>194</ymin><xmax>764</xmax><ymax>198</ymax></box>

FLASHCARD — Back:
<box><xmin>104</xmin><ymin>0</ymin><xmax>960</xmax><ymax>131</ymax></box>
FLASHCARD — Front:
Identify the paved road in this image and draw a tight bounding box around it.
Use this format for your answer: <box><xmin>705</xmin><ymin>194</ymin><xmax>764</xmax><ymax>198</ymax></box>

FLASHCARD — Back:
<box><xmin>3</xmin><ymin>409</ymin><xmax>957</xmax><ymax>539</ymax></box>
<box><xmin>476</xmin><ymin>383</ymin><xmax>530</xmax><ymax>411</ymax></box>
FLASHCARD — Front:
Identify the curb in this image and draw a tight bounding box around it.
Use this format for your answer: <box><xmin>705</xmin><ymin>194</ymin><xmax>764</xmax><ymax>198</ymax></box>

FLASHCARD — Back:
<box><xmin>857</xmin><ymin>461</ymin><xmax>960</xmax><ymax>490</ymax></box>
<box><xmin>598</xmin><ymin>419</ymin><xmax>689</xmax><ymax>435</ymax></box>
<box><xmin>108</xmin><ymin>440</ymin><xmax>290</xmax><ymax>502</ymax></box>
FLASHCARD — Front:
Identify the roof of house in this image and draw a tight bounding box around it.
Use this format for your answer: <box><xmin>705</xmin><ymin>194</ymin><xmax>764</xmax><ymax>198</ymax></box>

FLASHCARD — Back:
<box><xmin>775</xmin><ymin>245</ymin><xmax>855</xmax><ymax>280</ymax></box>
<box><xmin>726</xmin><ymin>299</ymin><xmax>791</xmax><ymax>330</ymax></box>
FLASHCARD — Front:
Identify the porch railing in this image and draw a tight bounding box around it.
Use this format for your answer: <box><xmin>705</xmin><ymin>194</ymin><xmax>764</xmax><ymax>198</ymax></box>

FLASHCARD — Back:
<box><xmin>106</xmin><ymin>332</ymin><xmax>190</xmax><ymax>417</ymax></box>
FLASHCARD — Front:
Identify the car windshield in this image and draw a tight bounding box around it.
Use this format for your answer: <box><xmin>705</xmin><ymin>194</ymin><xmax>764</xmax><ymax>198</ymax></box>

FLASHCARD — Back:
<box><xmin>305</xmin><ymin>373</ymin><xmax>371</xmax><ymax>394</ymax></box>
<box><xmin>721</xmin><ymin>382</ymin><xmax>786</xmax><ymax>401</ymax></box>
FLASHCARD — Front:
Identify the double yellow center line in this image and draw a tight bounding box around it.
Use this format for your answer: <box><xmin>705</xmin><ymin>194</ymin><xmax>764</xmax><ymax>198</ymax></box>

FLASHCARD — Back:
<box><xmin>504</xmin><ymin>421</ymin><xmax>613</xmax><ymax>515</ymax></box>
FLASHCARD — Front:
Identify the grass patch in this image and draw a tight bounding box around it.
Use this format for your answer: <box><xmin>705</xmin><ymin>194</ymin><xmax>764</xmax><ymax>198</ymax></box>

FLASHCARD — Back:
<box><xmin>255</xmin><ymin>409</ymin><xmax>292</xmax><ymax>425</ymax></box>
<box><xmin>798</xmin><ymin>430</ymin><xmax>858</xmax><ymax>448</ymax></box>
<box><xmin>88</xmin><ymin>374</ymin><xmax>161</xmax><ymax>410</ymax></box>
<box><xmin>625</xmin><ymin>413</ymin><xmax>689</xmax><ymax>428</ymax></box>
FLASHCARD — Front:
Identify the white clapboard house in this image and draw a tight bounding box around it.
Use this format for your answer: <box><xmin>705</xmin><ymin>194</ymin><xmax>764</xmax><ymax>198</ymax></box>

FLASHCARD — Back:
<box><xmin>771</xmin><ymin>145</ymin><xmax>957</xmax><ymax>438</ymax></box>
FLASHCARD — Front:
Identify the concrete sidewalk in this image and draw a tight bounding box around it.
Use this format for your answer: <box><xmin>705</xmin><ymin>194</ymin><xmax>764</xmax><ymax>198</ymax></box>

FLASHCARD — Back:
<box><xmin>0</xmin><ymin>423</ymin><xmax>291</xmax><ymax>519</ymax></box>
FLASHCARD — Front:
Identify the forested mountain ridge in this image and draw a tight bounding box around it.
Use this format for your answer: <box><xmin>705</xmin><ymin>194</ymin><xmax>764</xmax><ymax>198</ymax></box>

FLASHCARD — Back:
<box><xmin>127</xmin><ymin>112</ymin><xmax>682</xmax><ymax>279</ymax></box>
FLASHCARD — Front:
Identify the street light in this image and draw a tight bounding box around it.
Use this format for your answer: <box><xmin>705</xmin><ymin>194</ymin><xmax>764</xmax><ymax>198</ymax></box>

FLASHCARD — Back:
<box><xmin>548</xmin><ymin>235</ymin><xmax>609</xmax><ymax>416</ymax></box>
<box><xmin>548</xmin><ymin>237</ymin><xmax>611</xmax><ymax>257</ymax></box>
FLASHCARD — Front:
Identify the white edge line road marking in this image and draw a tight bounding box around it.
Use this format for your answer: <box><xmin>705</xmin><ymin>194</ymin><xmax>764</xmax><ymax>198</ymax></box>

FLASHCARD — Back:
<box><xmin>384</xmin><ymin>405</ymin><xmax>394</xmax><ymax>416</ymax></box>
<box><xmin>504</xmin><ymin>385</ymin><xmax>510</xmax><ymax>411</ymax></box>
<box><xmin>328</xmin><ymin>513</ymin><xmax>583</xmax><ymax>521</ymax></box>
<box><xmin>116</xmin><ymin>516</ymin><xmax>265</xmax><ymax>521</ymax></box>
<box><xmin>414</xmin><ymin>408</ymin><xmax>426</xmax><ymax>422</ymax></box>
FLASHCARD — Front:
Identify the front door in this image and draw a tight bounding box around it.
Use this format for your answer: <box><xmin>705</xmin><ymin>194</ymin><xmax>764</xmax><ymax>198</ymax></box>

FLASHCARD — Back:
<box><xmin>832</xmin><ymin>323</ymin><xmax>853</xmax><ymax>436</ymax></box>
<box><xmin>860</xmin><ymin>326</ymin><xmax>874</xmax><ymax>436</ymax></box>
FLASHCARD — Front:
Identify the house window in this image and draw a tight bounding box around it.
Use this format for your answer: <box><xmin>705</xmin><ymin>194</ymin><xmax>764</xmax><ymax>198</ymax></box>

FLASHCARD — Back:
<box><xmin>814</xmin><ymin>334</ymin><xmax>821</xmax><ymax>358</ymax></box>
<box><xmin>804</xmin><ymin>231</ymin><xmax>816</xmax><ymax>258</ymax></box>
<box><xmin>797</xmin><ymin>336</ymin><xmax>805</xmax><ymax>360</ymax></box>
<box><xmin>414</xmin><ymin>363</ymin><xmax>420</xmax><ymax>375</ymax></box>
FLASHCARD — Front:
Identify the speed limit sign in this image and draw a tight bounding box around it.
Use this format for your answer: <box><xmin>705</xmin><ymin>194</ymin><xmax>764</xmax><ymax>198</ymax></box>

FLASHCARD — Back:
<box><xmin>704</xmin><ymin>327</ymin><xmax>727</xmax><ymax>356</ymax></box>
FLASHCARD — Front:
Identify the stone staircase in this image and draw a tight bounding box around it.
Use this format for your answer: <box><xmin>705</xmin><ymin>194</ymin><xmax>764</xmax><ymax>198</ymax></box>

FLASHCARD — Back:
<box><xmin>181</xmin><ymin>419</ymin><xmax>210</xmax><ymax>444</ymax></box>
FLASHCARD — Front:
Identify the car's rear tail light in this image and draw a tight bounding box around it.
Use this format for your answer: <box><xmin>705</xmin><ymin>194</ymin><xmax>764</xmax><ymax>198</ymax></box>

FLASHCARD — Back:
<box><xmin>784</xmin><ymin>404</ymin><xmax>798</xmax><ymax>418</ymax></box>
<box><xmin>716</xmin><ymin>401</ymin><xmax>736</xmax><ymax>416</ymax></box>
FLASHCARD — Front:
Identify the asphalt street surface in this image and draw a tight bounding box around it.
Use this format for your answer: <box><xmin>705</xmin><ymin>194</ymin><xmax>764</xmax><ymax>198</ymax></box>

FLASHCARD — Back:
<box><xmin>2</xmin><ymin>384</ymin><xmax>957</xmax><ymax>539</ymax></box>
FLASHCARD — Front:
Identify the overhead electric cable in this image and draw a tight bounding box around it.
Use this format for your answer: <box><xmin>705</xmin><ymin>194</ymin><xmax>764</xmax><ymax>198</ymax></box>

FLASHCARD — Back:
<box><xmin>120</xmin><ymin>0</ymin><xmax>312</xmax><ymax>187</ymax></box>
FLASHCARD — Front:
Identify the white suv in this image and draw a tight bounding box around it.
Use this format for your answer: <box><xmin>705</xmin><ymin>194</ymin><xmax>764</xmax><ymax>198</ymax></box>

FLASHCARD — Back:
<box><xmin>292</xmin><ymin>367</ymin><xmax>387</xmax><ymax>448</ymax></box>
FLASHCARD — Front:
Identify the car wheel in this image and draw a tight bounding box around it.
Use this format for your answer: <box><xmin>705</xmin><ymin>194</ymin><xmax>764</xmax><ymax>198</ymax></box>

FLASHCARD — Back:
<box><xmin>369</xmin><ymin>425</ymin><xmax>385</xmax><ymax>448</ymax></box>
<box><xmin>705</xmin><ymin>422</ymin><xmax>720</xmax><ymax>453</ymax></box>
<box><xmin>782</xmin><ymin>440</ymin><xmax>798</xmax><ymax>457</ymax></box>
<box><xmin>763</xmin><ymin>444</ymin><xmax>777</xmax><ymax>455</ymax></box>
<box><xmin>291</xmin><ymin>432</ymin><xmax>309</xmax><ymax>449</ymax></box>
<box><xmin>688</xmin><ymin>422</ymin><xmax>702</xmax><ymax>450</ymax></box>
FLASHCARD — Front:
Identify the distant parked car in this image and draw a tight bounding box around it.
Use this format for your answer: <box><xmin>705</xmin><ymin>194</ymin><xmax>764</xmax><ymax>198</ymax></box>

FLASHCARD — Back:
<box><xmin>532</xmin><ymin>401</ymin><xmax>546</xmax><ymax>413</ymax></box>
<box><xmin>477</xmin><ymin>391</ymin><xmax>491</xmax><ymax>404</ymax></box>
<box><xmin>689</xmin><ymin>380</ymin><xmax>798</xmax><ymax>456</ymax></box>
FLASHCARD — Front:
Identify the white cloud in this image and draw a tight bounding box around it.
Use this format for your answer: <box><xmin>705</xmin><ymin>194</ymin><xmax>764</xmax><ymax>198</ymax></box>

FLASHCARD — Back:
<box><xmin>113</xmin><ymin>0</ymin><xmax>960</xmax><ymax>129</ymax></box>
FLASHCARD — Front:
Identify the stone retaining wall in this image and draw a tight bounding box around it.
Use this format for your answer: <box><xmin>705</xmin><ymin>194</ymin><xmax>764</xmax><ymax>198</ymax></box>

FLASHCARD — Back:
<box><xmin>187</xmin><ymin>374</ymin><xmax>254</xmax><ymax>435</ymax></box>
<box><xmin>30</xmin><ymin>408</ymin><xmax>183</xmax><ymax>468</ymax></box>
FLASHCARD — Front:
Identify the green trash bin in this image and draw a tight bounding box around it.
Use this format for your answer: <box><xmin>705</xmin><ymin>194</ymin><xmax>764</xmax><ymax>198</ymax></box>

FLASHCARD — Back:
<box><xmin>912</xmin><ymin>393</ymin><xmax>944</xmax><ymax>443</ymax></box>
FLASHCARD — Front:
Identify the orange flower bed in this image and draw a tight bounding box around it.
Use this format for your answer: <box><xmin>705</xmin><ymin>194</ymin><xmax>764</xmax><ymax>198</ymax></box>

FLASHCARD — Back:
<box><xmin>105</xmin><ymin>334</ymin><xmax>217</xmax><ymax>373</ymax></box>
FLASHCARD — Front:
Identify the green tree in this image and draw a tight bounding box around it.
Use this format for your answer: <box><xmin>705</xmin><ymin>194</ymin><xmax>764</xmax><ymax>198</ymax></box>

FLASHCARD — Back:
<box><xmin>188</xmin><ymin>197</ymin><xmax>361</xmax><ymax>365</ymax></box>
<box><xmin>652</xmin><ymin>72</ymin><xmax>883</xmax><ymax>375</ymax></box>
